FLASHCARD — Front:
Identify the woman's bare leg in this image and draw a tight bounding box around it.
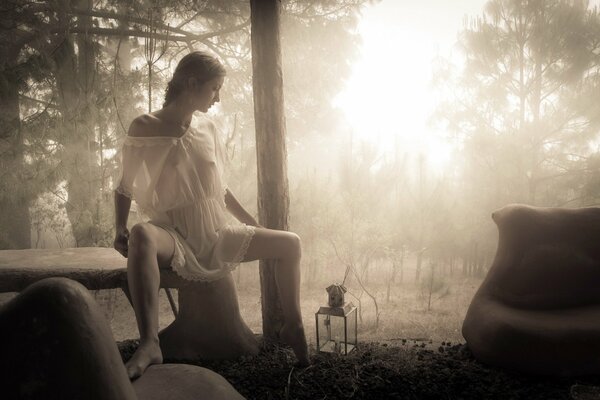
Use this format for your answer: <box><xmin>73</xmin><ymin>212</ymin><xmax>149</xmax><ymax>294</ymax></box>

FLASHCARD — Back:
<box><xmin>126</xmin><ymin>222</ymin><xmax>175</xmax><ymax>380</ymax></box>
<box><xmin>242</xmin><ymin>228</ymin><xmax>309</xmax><ymax>365</ymax></box>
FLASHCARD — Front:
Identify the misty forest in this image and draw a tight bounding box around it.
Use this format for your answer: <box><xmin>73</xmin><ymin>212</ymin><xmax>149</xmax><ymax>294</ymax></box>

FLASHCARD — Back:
<box><xmin>2</xmin><ymin>0</ymin><xmax>600</xmax><ymax>399</ymax></box>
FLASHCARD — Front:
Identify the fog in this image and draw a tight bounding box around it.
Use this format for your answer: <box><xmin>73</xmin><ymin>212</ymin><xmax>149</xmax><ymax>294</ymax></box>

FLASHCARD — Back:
<box><xmin>2</xmin><ymin>0</ymin><xmax>600</xmax><ymax>342</ymax></box>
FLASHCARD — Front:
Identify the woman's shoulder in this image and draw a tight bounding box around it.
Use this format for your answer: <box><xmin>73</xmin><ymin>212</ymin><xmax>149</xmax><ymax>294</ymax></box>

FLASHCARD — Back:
<box><xmin>127</xmin><ymin>113</ymin><xmax>189</xmax><ymax>139</ymax></box>
<box><xmin>122</xmin><ymin>114</ymin><xmax>183</xmax><ymax>149</ymax></box>
<box><xmin>127</xmin><ymin>114</ymin><xmax>160</xmax><ymax>137</ymax></box>
<box><xmin>195</xmin><ymin>115</ymin><xmax>218</xmax><ymax>133</ymax></box>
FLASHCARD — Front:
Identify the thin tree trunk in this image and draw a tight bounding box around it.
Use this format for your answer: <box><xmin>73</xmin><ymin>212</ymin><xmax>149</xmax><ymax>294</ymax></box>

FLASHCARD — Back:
<box><xmin>415</xmin><ymin>248</ymin><xmax>424</xmax><ymax>282</ymax></box>
<box><xmin>250</xmin><ymin>0</ymin><xmax>289</xmax><ymax>341</ymax></box>
<box><xmin>427</xmin><ymin>263</ymin><xmax>435</xmax><ymax>311</ymax></box>
<box><xmin>528</xmin><ymin>5</ymin><xmax>544</xmax><ymax>205</ymax></box>
<box><xmin>0</xmin><ymin>42</ymin><xmax>31</xmax><ymax>249</ymax></box>
<box><xmin>57</xmin><ymin>0</ymin><xmax>99</xmax><ymax>247</ymax></box>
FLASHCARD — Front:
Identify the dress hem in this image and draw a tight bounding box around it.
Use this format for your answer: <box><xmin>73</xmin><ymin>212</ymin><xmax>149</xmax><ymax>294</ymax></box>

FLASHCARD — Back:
<box><xmin>151</xmin><ymin>221</ymin><xmax>256</xmax><ymax>283</ymax></box>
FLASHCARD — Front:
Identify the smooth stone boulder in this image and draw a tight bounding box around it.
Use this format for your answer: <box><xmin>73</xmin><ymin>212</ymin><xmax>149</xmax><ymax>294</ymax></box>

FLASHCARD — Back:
<box><xmin>463</xmin><ymin>204</ymin><xmax>600</xmax><ymax>376</ymax></box>
<box><xmin>0</xmin><ymin>277</ymin><xmax>136</xmax><ymax>400</ymax></box>
<box><xmin>133</xmin><ymin>364</ymin><xmax>245</xmax><ymax>400</ymax></box>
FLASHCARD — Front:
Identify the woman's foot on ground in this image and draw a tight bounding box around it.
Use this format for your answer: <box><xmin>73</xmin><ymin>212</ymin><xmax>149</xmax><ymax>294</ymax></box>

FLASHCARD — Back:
<box><xmin>280</xmin><ymin>323</ymin><xmax>310</xmax><ymax>366</ymax></box>
<box><xmin>125</xmin><ymin>340</ymin><xmax>163</xmax><ymax>380</ymax></box>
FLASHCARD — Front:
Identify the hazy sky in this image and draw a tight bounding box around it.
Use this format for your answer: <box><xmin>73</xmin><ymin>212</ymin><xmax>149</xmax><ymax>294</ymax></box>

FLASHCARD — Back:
<box><xmin>334</xmin><ymin>0</ymin><xmax>600</xmax><ymax>172</ymax></box>
<box><xmin>334</xmin><ymin>0</ymin><xmax>491</xmax><ymax>172</ymax></box>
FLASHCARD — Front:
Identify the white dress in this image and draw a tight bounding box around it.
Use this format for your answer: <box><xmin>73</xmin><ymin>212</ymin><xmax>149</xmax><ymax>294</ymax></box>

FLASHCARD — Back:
<box><xmin>115</xmin><ymin>116</ymin><xmax>255</xmax><ymax>282</ymax></box>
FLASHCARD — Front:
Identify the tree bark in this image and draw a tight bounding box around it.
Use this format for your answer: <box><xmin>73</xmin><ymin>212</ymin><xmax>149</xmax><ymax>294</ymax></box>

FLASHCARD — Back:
<box><xmin>250</xmin><ymin>0</ymin><xmax>288</xmax><ymax>341</ymax></box>
<box><xmin>158</xmin><ymin>273</ymin><xmax>259</xmax><ymax>360</ymax></box>
<box><xmin>0</xmin><ymin>31</ymin><xmax>31</xmax><ymax>249</ymax></box>
<box><xmin>55</xmin><ymin>0</ymin><xmax>100</xmax><ymax>247</ymax></box>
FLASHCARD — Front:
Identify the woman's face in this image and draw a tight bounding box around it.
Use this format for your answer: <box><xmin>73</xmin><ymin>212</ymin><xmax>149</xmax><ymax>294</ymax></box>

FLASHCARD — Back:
<box><xmin>193</xmin><ymin>76</ymin><xmax>224</xmax><ymax>112</ymax></box>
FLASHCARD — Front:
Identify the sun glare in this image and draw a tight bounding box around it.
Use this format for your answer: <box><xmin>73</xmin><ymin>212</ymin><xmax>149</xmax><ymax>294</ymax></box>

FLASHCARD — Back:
<box><xmin>333</xmin><ymin>1</ymin><xmax>466</xmax><ymax>175</ymax></box>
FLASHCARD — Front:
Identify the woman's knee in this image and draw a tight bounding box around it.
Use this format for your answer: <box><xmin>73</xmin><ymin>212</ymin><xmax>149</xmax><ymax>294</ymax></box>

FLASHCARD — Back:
<box><xmin>285</xmin><ymin>231</ymin><xmax>302</xmax><ymax>259</ymax></box>
<box><xmin>129</xmin><ymin>223</ymin><xmax>157</xmax><ymax>252</ymax></box>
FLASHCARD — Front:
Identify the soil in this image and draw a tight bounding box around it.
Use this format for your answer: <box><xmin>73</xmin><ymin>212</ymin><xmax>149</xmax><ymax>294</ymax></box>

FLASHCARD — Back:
<box><xmin>118</xmin><ymin>339</ymin><xmax>600</xmax><ymax>400</ymax></box>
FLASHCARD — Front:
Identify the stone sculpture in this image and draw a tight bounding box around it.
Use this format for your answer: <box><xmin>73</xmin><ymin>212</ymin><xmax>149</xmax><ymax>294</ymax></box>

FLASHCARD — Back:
<box><xmin>463</xmin><ymin>204</ymin><xmax>600</xmax><ymax>376</ymax></box>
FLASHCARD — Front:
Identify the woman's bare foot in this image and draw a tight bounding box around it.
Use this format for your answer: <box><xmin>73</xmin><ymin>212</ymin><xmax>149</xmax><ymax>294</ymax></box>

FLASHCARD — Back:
<box><xmin>280</xmin><ymin>323</ymin><xmax>310</xmax><ymax>366</ymax></box>
<box><xmin>125</xmin><ymin>340</ymin><xmax>163</xmax><ymax>380</ymax></box>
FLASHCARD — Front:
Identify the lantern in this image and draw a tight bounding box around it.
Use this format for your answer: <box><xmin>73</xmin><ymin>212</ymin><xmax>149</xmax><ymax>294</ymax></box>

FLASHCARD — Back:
<box><xmin>315</xmin><ymin>284</ymin><xmax>357</xmax><ymax>354</ymax></box>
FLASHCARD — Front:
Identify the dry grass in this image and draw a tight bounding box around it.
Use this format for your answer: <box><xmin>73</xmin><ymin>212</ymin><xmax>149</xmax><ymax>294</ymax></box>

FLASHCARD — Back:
<box><xmin>102</xmin><ymin>261</ymin><xmax>481</xmax><ymax>345</ymax></box>
<box><xmin>0</xmin><ymin>256</ymin><xmax>480</xmax><ymax>345</ymax></box>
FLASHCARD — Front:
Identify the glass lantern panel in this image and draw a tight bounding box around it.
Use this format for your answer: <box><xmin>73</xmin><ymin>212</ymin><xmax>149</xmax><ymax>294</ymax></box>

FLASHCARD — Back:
<box><xmin>347</xmin><ymin>307</ymin><xmax>357</xmax><ymax>349</ymax></box>
<box><xmin>317</xmin><ymin>313</ymin><xmax>349</xmax><ymax>354</ymax></box>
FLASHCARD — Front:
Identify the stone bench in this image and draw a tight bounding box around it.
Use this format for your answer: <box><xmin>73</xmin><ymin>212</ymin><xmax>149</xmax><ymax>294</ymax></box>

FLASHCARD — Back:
<box><xmin>0</xmin><ymin>247</ymin><xmax>259</xmax><ymax>361</ymax></box>
<box><xmin>0</xmin><ymin>247</ymin><xmax>184</xmax><ymax>316</ymax></box>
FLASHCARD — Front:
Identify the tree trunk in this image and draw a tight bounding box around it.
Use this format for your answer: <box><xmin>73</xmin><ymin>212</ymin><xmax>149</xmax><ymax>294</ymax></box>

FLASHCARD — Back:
<box><xmin>386</xmin><ymin>258</ymin><xmax>396</xmax><ymax>303</ymax></box>
<box><xmin>55</xmin><ymin>1</ymin><xmax>100</xmax><ymax>247</ymax></box>
<box><xmin>398</xmin><ymin>246</ymin><xmax>405</xmax><ymax>283</ymax></box>
<box><xmin>528</xmin><ymin>5</ymin><xmax>544</xmax><ymax>205</ymax></box>
<box><xmin>109</xmin><ymin>11</ymin><xmax>138</xmax><ymax>135</ymax></box>
<box><xmin>159</xmin><ymin>273</ymin><xmax>259</xmax><ymax>360</ymax></box>
<box><xmin>250</xmin><ymin>0</ymin><xmax>289</xmax><ymax>341</ymax></box>
<box><xmin>0</xmin><ymin>36</ymin><xmax>31</xmax><ymax>249</ymax></box>
<box><xmin>415</xmin><ymin>248</ymin><xmax>424</xmax><ymax>282</ymax></box>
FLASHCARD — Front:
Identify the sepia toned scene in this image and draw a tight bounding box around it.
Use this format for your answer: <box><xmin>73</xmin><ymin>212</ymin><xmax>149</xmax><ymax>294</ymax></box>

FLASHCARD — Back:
<box><xmin>2</xmin><ymin>0</ymin><xmax>600</xmax><ymax>399</ymax></box>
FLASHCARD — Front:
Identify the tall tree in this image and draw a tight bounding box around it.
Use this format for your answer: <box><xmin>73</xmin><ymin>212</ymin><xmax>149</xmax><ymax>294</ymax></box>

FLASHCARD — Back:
<box><xmin>250</xmin><ymin>0</ymin><xmax>288</xmax><ymax>341</ymax></box>
<box><xmin>2</xmin><ymin>0</ymin><xmax>366</xmax><ymax>250</ymax></box>
<box><xmin>0</xmin><ymin>23</ymin><xmax>30</xmax><ymax>249</ymax></box>
<box><xmin>434</xmin><ymin>0</ymin><xmax>600</xmax><ymax>232</ymax></box>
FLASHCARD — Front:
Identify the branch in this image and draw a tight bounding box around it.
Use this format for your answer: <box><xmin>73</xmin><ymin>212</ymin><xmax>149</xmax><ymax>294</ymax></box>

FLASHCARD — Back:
<box><xmin>110</xmin><ymin>36</ymin><xmax>128</xmax><ymax>136</ymax></box>
<box><xmin>20</xmin><ymin>4</ymin><xmax>244</xmax><ymax>41</ymax></box>
<box><xmin>351</xmin><ymin>257</ymin><xmax>380</xmax><ymax>328</ymax></box>
<box><xmin>69</xmin><ymin>7</ymin><xmax>191</xmax><ymax>36</ymax></box>
<box><xmin>19</xmin><ymin>94</ymin><xmax>59</xmax><ymax>110</ymax></box>
<box><xmin>328</xmin><ymin>237</ymin><xmax>350</xmax><ymax>283</ymax></box>
<box><xmin>286</xmin><ymin>1</ymin><xmax>363</xmax><ymax>20</ymax></box>
<box><xmin>47</xmin><ymin>20</ymin><xmax>249</xmax><ymax>42</ymax></box>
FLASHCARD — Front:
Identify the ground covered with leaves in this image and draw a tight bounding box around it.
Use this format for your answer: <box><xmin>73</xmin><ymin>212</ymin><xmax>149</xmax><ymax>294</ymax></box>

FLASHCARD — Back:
<box><xmin>118</xmin><ymin>339</ymin><xmax>600</xmax><ymax>400</ymax></box>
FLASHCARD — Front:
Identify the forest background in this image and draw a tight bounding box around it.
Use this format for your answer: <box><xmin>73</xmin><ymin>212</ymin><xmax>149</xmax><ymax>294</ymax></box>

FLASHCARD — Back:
<box><xmin>1</xmin><ymin>0</ymin><xmax>600</xmax><ymax>344</ymax></box>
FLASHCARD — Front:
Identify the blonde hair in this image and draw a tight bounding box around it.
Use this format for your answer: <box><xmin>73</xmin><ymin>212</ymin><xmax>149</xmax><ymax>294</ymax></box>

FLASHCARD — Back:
<box><xmin>163</xmin><ymin>51</ymin><xmax>226</xmax><ymax>107</ymax></box>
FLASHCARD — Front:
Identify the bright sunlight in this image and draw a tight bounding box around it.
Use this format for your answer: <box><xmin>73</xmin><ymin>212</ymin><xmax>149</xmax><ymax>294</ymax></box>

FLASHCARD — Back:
<box><xmin>333</xmin><ymin>0</ymin><xmax>487</xmax><ymax>174</ymax></box>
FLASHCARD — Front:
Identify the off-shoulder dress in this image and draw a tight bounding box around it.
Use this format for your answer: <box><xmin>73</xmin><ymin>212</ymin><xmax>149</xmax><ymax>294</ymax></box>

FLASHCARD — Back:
<box><xmin>115</xmin><ymin>116</ymin><xmax>255</xmax><ymax>282</ymax></box>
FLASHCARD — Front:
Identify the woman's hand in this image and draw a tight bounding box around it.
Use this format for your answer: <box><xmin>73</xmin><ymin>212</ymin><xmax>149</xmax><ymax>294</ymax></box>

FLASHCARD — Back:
<box><xmin>224</xmin><ymin>188</ymin><xmax>263</xmax><ymax>228</ymax></box>
<box><xmin>114</xmin><ymin>226</ymin><xmax>129</xmax><ymax>258</ymax></box>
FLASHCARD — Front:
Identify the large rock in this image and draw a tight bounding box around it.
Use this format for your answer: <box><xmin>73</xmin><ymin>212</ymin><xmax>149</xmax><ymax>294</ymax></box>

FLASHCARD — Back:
<box><xmin>462</xmin><ymin>204</ymin><xmax>600</xmax><ymax>376</ymax></box>
<box><xmin>0</xmin><ymin>277</ymin><xmax>137</xmax><ymax>400</ymax></box>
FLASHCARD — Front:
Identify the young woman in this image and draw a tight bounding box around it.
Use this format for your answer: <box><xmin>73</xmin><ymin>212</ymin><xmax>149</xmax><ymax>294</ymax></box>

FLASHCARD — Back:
<box><xmin>114</xmin><ymin>51</ymin><xmax>309</xmax><ymax>380</ymax></box>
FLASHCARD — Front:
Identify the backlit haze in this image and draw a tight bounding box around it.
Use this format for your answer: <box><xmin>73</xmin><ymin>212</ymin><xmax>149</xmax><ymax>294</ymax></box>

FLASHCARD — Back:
<box><xmin>333</xmin><ymin>0</ymin><xmax>493</xmax><ymax>174</ymax></box>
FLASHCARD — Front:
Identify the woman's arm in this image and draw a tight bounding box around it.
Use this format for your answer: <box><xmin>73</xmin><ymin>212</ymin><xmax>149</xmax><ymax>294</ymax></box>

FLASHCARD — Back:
<box><xmin>113</xmin><ymin>116</ymin><xmax>147</xmax><ymax>257</ymax></box>
<box><xmin>224</xmin><ymin>188</ymin><xmax>261</xmax><ymax>227</ymax></box>
<box><xmin>114</xmin><ymin>191</ymin><xmax>132</xmax><ymax>257</ymax></box>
